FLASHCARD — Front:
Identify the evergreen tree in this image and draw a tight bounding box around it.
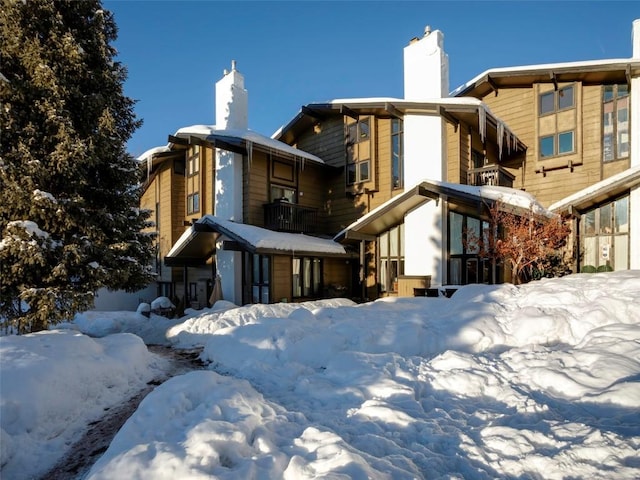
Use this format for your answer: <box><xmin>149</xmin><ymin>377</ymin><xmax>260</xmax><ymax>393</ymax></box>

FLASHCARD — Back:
<box><xmin>0</xmin><ymin>0</ymin><xmax>155</xmax><ymax>333</ymax></box>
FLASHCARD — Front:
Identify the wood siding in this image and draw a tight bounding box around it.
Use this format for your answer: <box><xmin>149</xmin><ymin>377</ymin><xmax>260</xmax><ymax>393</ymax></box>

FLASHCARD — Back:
<box><xmin>480</xmin><ymin>83</ymin><xmax>631</xmax><ymax>207</ymax></box>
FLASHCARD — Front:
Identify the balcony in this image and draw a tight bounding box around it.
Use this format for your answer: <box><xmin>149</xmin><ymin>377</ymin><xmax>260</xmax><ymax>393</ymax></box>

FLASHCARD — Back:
<box><xmin>264</xmin><ymin>200</ymin><xmax>319</xmax><ymax>234</ymax></box>
<box><xmin>467</xmin><ymin>164</ymin><xmax>515</xmax><ymax>188</ymax></box>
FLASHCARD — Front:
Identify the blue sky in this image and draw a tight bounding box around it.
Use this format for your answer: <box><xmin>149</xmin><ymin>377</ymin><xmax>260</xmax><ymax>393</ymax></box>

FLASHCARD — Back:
<box><xmin>103</xmin><ymin>1</ymin><xmax>640</xmax><ymax>158</ymax></box>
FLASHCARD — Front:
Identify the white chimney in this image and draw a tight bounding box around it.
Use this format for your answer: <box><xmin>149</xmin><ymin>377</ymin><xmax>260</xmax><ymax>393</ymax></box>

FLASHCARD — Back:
<box><xmin>215</xmin><ymin>60</ymin><xmax>248</xmax><ymax>130</ymax></box>
<box><xmin>403</xmin><ymin>27</ymin><xmax>449</xmax><ymax>99</ymax></box>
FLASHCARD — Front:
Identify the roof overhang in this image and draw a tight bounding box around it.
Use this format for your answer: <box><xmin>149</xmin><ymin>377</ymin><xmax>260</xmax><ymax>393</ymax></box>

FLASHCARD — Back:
<box><xmin>276</xmin><ymin>98</ymin><xmax>527</xmax><ymax>159</ymax></box>
<box><xmin>453</xmin><ymin>59</ymin><xmax>640</xmax><ymax>98</ymax></box>
<box><xmin>335</xmin><ymin>179</ymin><xmax>552</xmax><ymax>242</ymax></box>
<box><xmin>165</xmin><ymin>216</ymin><xmax>352</xmax><ymax>267</ymax></box>
<box><xmin>549</xmin><ymin>166</ymin><xmax>640</xmax><ymax>215</ymax></box>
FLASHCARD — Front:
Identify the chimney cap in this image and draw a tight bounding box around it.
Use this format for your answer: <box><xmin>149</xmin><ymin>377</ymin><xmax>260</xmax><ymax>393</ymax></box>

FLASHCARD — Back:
<box><xmin>424</xmin><ymin>25</ymin><xmax>432</xmax><ymax>37</ymax></box>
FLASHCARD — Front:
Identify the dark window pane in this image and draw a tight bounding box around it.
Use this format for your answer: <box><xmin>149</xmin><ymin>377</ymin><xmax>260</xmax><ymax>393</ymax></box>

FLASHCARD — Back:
<box><xmin>603</xmin><ymin>85</ymin><xmax>615</xmax><ymax>102</ymax></box>
<box><xmin>618</xmin><ymin>84</ymin><xmax>629</xmax><ymax>97</ymax></box>
<box><xmin>347</xmin><ymin>163</ymin><xmax>356</xmax><ymax>184</ymax></box>
<box><xmin>540</xmin><ymin>135</ymin><xmax>555</xmax><ymax>157</ymax></box>
<box><xmin>348</xmin><ymin>123</ymin><xmax>358</xmax><ymax>143</ymax></box>
<box><xmin>540</xmin><ymin>92</ymin><xmax>555</xmax><ymax>114</ymax></box>
<box><xmin>359</xmin><ymin>118</ymin><xmax>370</xmax><ymax>140</ymax></box>
<box><xmin>558</xmin><ymin>131</ymin><xmax>574</xmax><ymax>154</ymax></box>
<box><xmin>359</xmin><ymin>160</ymin><xmax>370</xmax><ymax>182</ymax></box>
<box><xmin>558</xmin><ymin>86</ymin><xmax>574</xmax><ymax>110</ymax></box>
<box><xmin>262</xmin><ymin>256</ymin><xmax>269</xmax><ymax>284</ymax></box>
<box><xmin>603</xmin><ymin>133</ymin><xmax>614</xmax><ymax>162</ymax></box>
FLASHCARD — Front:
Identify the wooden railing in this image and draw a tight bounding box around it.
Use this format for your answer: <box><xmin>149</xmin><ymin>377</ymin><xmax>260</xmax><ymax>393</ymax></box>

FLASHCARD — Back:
<box><xmin>467</xmin><ymin>164</ymin><xmax>515</xmax><ymax>188</ymax></box>
<box><xmin>264</xmin><ymin>201</ymin><xmax>319</xmax><ymax>233</ymax></box>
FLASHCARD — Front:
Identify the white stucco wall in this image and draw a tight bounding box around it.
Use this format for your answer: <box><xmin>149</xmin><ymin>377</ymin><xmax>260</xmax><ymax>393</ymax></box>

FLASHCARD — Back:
<box><xmin>401</xmin><ymin>28</ymin><xmax>449</xmax><ymax>284</ymax></box>
<box><xmin>214</xmin><ymin>62</ymin><xmax>248</xmax><ymax>304</ymax></box>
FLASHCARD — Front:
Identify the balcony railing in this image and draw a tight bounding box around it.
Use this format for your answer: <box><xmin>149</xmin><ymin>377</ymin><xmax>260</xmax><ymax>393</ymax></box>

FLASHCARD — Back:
<box><xmin>264</xmin><ymin>200</ymin><xmax>319</xmax><ymax>234</ymax></box>
<box><xmin>467</xmin><ymin>164</ymin><xmax>515</xmax><ymax>188</ymax></box>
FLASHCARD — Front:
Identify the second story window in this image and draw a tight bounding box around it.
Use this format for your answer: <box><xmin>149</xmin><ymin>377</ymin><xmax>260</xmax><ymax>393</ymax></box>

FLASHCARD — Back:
<box><xmin>603</xmin><ymin>84</ymin><xmax>629</xmax><ymax>162</ymax></box>
<box><xmin>391</xmin><ymin>118</ymin><xmax>403</xmax><ymax>189</ymax></box>
<box><xmin>540</xmin><ymin>85</ymin><xmax>574</xmax><ymax>115</ymax></box>
<box><xmin>537</xmin><ymin>83</ymin><xmax>576</xmax><ymax>160</ymax></box>
<box><xmin>187</xmin><ymin>192</ymin><xmax>199</xmax><ymax>214</ymax></box>
<box><xmin>187</xmin><ymin>145</ymin><xmax>200</xmax><ymax>176</ymax></box>
<box><xmin>346</xmin><ymin>117</ymin><xmax>371</xmax><ymax>185</ymax></box>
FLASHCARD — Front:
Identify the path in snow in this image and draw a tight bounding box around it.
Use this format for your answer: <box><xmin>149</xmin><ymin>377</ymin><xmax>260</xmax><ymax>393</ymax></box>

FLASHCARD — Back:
<box><xmin>39</xmin><ymin>346</ymin><xmax>205</xmax><ymax>480</ymax></box>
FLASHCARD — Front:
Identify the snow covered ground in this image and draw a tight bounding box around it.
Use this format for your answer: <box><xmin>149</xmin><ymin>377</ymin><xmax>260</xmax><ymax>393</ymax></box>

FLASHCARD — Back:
<box><xmin>1</xmin><ymin>271</ymin><xmax>639</xmax><ymax>479</ymax></box>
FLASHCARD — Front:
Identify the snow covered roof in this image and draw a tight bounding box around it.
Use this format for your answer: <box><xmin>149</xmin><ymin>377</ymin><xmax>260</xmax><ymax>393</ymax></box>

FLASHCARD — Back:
<box><xmin>137</xmin><ymin>125</ymin><xmax>324</xmax><ymax>165</ymax></box>
<box><xmin>166</xmin><ymin>215</ymin><xmax>348</xmax><ymax>266</ymax></box>
<box><xmin>549</xmin><ymin>165</ymin><xmax>640</xmax><ymax>213</ymax></box>
<box><xmin>276</xmin><ymin>97</ymin><xmax>526</xmax><ymax>159</ymax></box>
<box><xmin>335</xmin><ymin>179</ymin><xmax>551</xmax><ymax>241</ymax></box>
<box><xmin>452</xmin><ymin>58</ymin><xmax>640</xmax><ymax>97</ymax></box>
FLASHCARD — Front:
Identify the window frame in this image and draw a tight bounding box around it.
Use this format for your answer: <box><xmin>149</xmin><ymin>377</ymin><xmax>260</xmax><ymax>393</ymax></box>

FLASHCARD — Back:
<box><xmin>378</xmin><ymin>224</ymin><xmax>404</xmax><ymax>293</ymax></box>
<box><xmin>602</xmin><ymin>84</ymin><xmax>630</xmax><ymax>163</ymax></box>
<box><xmin>292</xmin><ymin>257</ymin><xmax>323</xmax><ymax>299</ymax></box>
<box><xmin>539</xmin><ymin>85</ymin><xmax>575</xmax><ymax>116</ymax></box>
<box><xmin>391</xmin><ymin>118</ymin><xmax>404</xmax><ymax>190</ymax></box>
<box><xmin>346</xmin><ymin>117</ymin><xmax>372</xmax><ymax>186</ymax></box>
<box><xmin>187</xmin><ymin>192</ymin><xmax>200</xmax><ymax>214</ymax></box>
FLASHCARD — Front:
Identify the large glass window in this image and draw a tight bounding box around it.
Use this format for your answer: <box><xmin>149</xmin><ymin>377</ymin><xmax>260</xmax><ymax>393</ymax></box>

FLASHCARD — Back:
<box><xmin>580</xmin><ymin>196</ymin><xmax>629</xmax><ymax>271</ymax></box>
<box><xmin>378</xmin><ymin>224</ymin><xmax>404</xmax><ymax>293</ymax></box>
<box><xmin>250</xmin><ymin>254</ymin><xmax>270</xmax><ymax>303</ymax></box>
<box><xmin>292</xmin><ymin>257</ymin><xmax>322</xmax><ymax>298</ymax></box>
<box><xmin>448</xmin><ymin>211</ymin><xmax>495</xmax><ymax>285</ymax></box>
<box><xmin>603</xmin><ymin>85</ymin><xmax>629</xmax><ymax>162</ymax></box>
<box><xmin>391</xmin><ymin>119</ymin><xmax>403</xmax><ymax>189</ymax></box>
<box><xmin>187</xmin><ymin>145</ymin><xmax>200</xmax><ymax>176</ymax></box>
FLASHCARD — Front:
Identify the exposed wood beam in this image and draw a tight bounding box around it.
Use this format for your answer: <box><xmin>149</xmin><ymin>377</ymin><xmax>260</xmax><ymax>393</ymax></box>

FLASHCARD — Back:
<box><xmin>301</xmin><ymin>105</ymin><xmax>327</xmax><ymax>120</ymax></box>
<box><xmin>340</xmin><ymin>105</ymin><xmax>359</xmax><ymax>119</ymax></box>
<box><xmin>550</xmin><ymin>71</ymin><xmax>558</xmax><ymax>91</ymax></box>
<box><xmin>384</xmin><ymin>102</ymin><xmax>403</xmax><ymax>119</ymax></box>
<box><xmin>438</xmin><ymin>107</ymin><xmax>459</xmax><ymax>132</ymax></box>
<box><xmin>207</xmin><ymin>137</ymin><xmax>247</xmax><ymax>155</ymax></box>
<box><xmin>168</xmin><ymin>134</ymin><xmax>189</xmax><ymax>145</ymax></box>
<box><xmin>626</xmin><ymin>64</ymin><xmax>632</xmax><ymax>86</ymax></box>
<box><xmin>487</xmin><ymin>75</ymin><xmax>499</xmax><ymax>96</ymax></box>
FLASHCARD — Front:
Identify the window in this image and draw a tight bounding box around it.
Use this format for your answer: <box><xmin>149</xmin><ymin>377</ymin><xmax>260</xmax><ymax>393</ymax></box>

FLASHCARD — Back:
<box><xmin>378</xmin><ymin>224</ymin><xmax>404</xmax><ymax>293</ymax></box>
<box><xmin>603</xmin><ymin>84</ymin><xmax>629</xmax><ymax>162</ymax></box>
<box><xmin>391</xmin><ymin>119</ymin><xmax>403</xmax><ymax>189</ymax></box>
<box><xmin>187</xmin><ymin>145</ymin><xmax>200</xmax><ymax>176</ymax></box>
<box><xmin>539</xmin><ymin>85</ymin><xmax>574</xmax><ymax>115</ymax></box>
<box><xmin>346</xmin><ymin>117</ymin><xmax>371</xmax><ymax>185</ymax></box>
<box><xmin>292</xmin><ymin>257</ymin><xmax>322</xmax><ymax>298</ymax></box>
<box><xmin>271</xmin><ymin>185</ymin><xmax>296</xmax><ymax>203</ymax></box>
<box><xmin>448</xmin><ymin>212</ymin><xmax>496</xmax><ymax>285</ymax></box>
<box><xmin>250</xmin><ymin>254</ymin><xmax>270</xmax><ymax>303</ymax></box>
<box><xmin>539</xmin><ymin>131</ymin><xmax>574</xmax><ymax>158</ymax></box>
<box><xmin>187</xmin><ymin>192</ymin><xmax>199</xmax><ymax>214</ymax></box>
<box><xmin>348</xmin><ymin>117</ymin><xmax>370</xmax><ymax>142</ymax></box>
<box><xmin>580</xmin><ymin>196</ymin><xmax>629</xmax><ymax>271</ymax></box>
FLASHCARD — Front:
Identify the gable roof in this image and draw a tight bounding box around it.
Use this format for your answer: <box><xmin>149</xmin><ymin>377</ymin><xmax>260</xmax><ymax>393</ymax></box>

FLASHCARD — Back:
<box><xmin>334</xmin><ymin>179</ymin><xmax>551</xmax><ymax>242</ymax></box>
